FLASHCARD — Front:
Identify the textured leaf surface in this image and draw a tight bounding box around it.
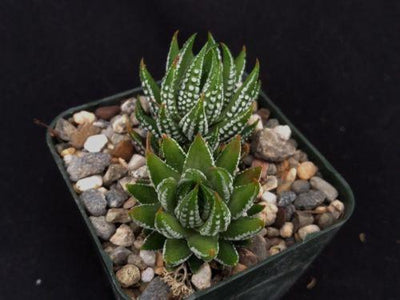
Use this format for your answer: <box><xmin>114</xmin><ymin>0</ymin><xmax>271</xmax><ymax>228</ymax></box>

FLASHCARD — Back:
<box><xmin>129</xmin><ymin>203</ymin><xmax>160</xmax><ymax>230</ymax></box>
<box><xmin>247</xmin><ymin>203</ymin><xmax>266</xmax><ymax>216</ymax></box>
<box><xmin>135</xmin><ymin>100</ymin><xmax>160</xmax><ymax>137</ymax></box>
<box><xmin>146</xmin><ymin>151</ymin><xmax>180</xmax><ymax>187</ymax></box>
<box><xmin>163</xmin><ymin>239</ymin><xmax>192</xmax><ymax>267</ymax></box>
<box><xmin>142</xmin><ymin>231</ymin><xmax>166</xmax><ymax>250</ymax></box>
<box><xmin>166</xmin><ymin>30</ymin><xmax>179</xmax><ymax>71</ymax></box>
<box><xmin>155</xmin><ymin>210</ymin><xmax>186</xmax><ymax>239</ymax></box>
<box><xmin>215</xmin><ymin>135</ymin><xmax>241</xmax><ymax>174</ymax></box>
<box><xmin>228</xmin><ymin>181</ymin><xmax>260</xmax><ymax>219</ymax></box>
<box><xmin>207</xmin><ymin>167</ymin><xmax>233</xmax><ymax>202</ymax></box>
<box><xmin>161</xmin><ymin>135</ymin><xmax>186</xmax><ymax>172</ymax></box>
<box><xmin>187</xmin><ymin>233</ymin><xmax>219</xmax><ymax>261</ymax></box>
<box><xmin>126</xmin><ymin>183</ymin><xmax>158</xmax><ymax>204</ymax></box>
<box><xmin>157</xmin><ymin>105</ymin><xmax>185</xmax><ymax>143</ymax></box>
<box><xmin>183</xmin><ymin>135</ymin><xmax>214</xmax><ymax>175</ymax></box>
<box><xmin>179</xmin><ymin>96</ymin><xmax>209</xmax><ymax>141</ymax></box>
<box><xmin>216</xmin><ymin>240</ymin><xmax>239</xmax><ymax>266</ymax></box>
<box><xmin>218</xmin><ymin>106</ymin><xmax>252</xmax><ymax>141</ymax></box>
<box><xmin>221</xmin><ymin>43</ymin><xmax>237</xmax><ymax>103</ymax></box>
<box><xmin>156</xmin><ymin>177</ymin><xmax>178</xmax><ymax>213</ymax></box>
<box><xmin>199</xmin><ymin>192</ymin><xmax>231</xmax><ymax>236</ymax></box>
<box><xmin>234</xmin><ymin>46</ymin><xmax>246</xmax><ymax>83</ymax></box>
<box><xmin>222</xmin><ymin>216</ymin><xmax>264</xmax><ymax>241</ymax></box>
<box><xmin>175</xmin><ymin>34</ymin><xmax>196</xmax><ymax>90</ymax></box>
<box><xmin>139</xmin><ymin>59</ymin><xmax>161</xmax><ymax>115</ymax></box>
<box><xmin>234</xmin><ymin>167</ymin><xmax>262</xmax><ymax>186</ymax></box>
<box><xmin>174</xmin><ymin>185</ymin><xmax>203</xmax><ymax>228</ymax></box>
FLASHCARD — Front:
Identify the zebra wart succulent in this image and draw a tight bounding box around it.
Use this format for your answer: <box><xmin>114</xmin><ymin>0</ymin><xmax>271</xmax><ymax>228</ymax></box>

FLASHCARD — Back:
<box><xmin>135</xmin><ymin>32</ymin><xmax>261</xmax><ymax>150</ymax></box>
<box><xmin>127</xmin><ymin>134</ymin><xmax>265</xmax><ymax>267</ymax></box>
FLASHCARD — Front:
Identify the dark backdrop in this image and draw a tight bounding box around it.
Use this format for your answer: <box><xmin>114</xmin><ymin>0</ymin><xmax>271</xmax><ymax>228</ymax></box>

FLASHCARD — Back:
<box><xmin>1</xmin><ymin>1</ymin><xmax>399</xmax><ymax>299</ymax></box>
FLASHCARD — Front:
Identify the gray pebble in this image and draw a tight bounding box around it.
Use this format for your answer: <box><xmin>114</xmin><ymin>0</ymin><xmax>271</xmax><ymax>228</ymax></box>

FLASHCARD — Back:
<box><xmin>106</xmin><ymin>185</ymin><xmax>129</xmax><ymax>208</ymax></box>
<box><xmin>285</xmin><ymin>204</ymin><xmax>296</xmax><ymax>221</ymax></box>
<box><xmin>291</xmin><ymin>180</ymin><xmax>311</xmax><ymax>194</ymax></box>
<box><xmin>67</xmin><ymin>152</ymin><xmax>111</xmax><ymax>181</ymax></box>
<box><xmin>103</xmin><ymin>164</ymin><xmax>128</xmax><ymax>186</ymax></box>
<box><xmin>55</xmin><ymin>118</ymin><xmax>77</xmax><ymax>141</ymax></box>
<box><xmin>265</xmin><ymin>118</ymin><xmax>279</xmax><ymax>128</ymax></box>
<box><xmin>278</xmin><ymin>191</ymin><xmax>297</xmax><ymax>207</ymax></box>
<box><xmin>89</xmin><ymin>216</ymin><xmax>116</xmax><ymax>240</ymax></box>
<box><xmin>81</xmin><ymin>189</ymin><xmax>107</xmax><ymax>216</ymax></box>
<box><xmin>310</xmin><ymin>176</ymin><xmax>338</xmax><ymax>201</ymax></box>
<box><xmin>140</xmin><ymin>277</ymin><xmax>170</xmax><ymax>300</ymax></box>
<box><xmin>109</xmin><ymin>246</ymin><xmax>132</xmax><ymax>265</ymax></box>
<box><xmin>247</xmin><ymin>234</ymin><xmax>268</xmax><ymax>261</ymax></box>
<box><xmin>294</xmin><ymin>190</ymin><xmax>326</xmax><ymax>210</ymax></box>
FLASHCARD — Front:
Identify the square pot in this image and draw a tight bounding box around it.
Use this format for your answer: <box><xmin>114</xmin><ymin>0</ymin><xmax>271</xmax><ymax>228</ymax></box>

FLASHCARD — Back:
<box><xmin>46</xmin><ymin>86</ymin><xmax>355</xmax><ymax>300</ymax></box>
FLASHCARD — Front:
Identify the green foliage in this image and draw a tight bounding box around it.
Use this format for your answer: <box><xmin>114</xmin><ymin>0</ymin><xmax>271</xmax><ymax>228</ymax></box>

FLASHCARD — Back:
<box><xmin>128</xmin><ymin>135</ymin><xmax>264</xmax><ymax>267</ymax></box>
<box><xmin>137</xmin><ymin>32</ymin><xmax>261</xmax><ymax>147</ymax></box>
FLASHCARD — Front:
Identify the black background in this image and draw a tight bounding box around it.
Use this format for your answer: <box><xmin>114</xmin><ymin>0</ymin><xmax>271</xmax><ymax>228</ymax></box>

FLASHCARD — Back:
<box><xmin>1</xmin><ymin>1</ymin><xmax>399</xmax><ymax>299</ymax></box>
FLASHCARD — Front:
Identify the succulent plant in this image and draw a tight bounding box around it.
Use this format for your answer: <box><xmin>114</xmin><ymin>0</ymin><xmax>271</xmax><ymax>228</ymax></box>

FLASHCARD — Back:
<box><xmin>135</xmin><ymin>31</ymin><xmax>261</xmax><ymax>150</ymax></box>
<box><xmin>127</xmin><ymin>134</ymin><xmax>265</xmax><ymax>267</ymax></box>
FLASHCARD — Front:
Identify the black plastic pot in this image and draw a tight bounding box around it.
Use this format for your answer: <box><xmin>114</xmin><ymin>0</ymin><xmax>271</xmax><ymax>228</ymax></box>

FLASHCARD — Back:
<box><xmin>47</xmin><ymin>86</ymin><xmax>355</xmax><ymax>300</ymax></box>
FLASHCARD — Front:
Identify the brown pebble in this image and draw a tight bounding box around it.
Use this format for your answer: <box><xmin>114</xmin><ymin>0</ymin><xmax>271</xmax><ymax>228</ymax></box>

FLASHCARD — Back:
<box><xmin>112</xmin><ymin>140</ymin><xmax>135</xmax><ymax>161</ymax></box>
<box><xmin>251</xmin><ymin>159</ymin><xmax>269</xmax><ymax>178</ymax></box>
<box><xmin>297</xmin><ymin>162</ymin><xmax>318</xmax><ymax>180</ymax></box>
<box><xmin>306</xmin><ymin>277</ymin><xmax>317</xmax><ymax>290</ymax></box>
<box><xmin>273</xmin><ymin>207</ymin><xmax>286</xmax><ymax>228</ymax></box>
<box><xmin>359</xmin><ymin>233</ymin><xmax>367</xmax><ymax>243</ymax></box>
<box><xmin>231</xmin><ymin>263</ymin><xmax>248</xmax><ymax>275</ymax></box>
<box><xmin>95</xmin><ymin>105</ymin><xmax>121</xmax><ymax>120</ymax></box>
<box><xmin>70</xmin><ymin>123</ymin><xmax>100</xmax><ymax>148</ymax></box>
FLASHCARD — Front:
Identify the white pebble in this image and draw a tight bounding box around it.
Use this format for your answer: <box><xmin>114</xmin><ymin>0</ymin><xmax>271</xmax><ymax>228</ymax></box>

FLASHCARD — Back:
<box><xmin>191</xmin><ymin>263</ymin><xmax>212</xmax><ymax>290</ymax></box>
<box><xmin>84</xmin><ymin>134</ymin><xmax>108</xmax><ymax>152</ymax></box>
<box><xmin>261</xmin><ymin>191</ymin><xmax>277</xmax><ymax>204</ymax></box>
<box><xmin>141</xmin><ymin>267</ymin><xmax>155</xmax><ymax>283</ymax></box>
<box><xmin>273</xmin><ymin>125</ymin><xmax>291</xmax><ymax>140</ymax></box>
<box><xmin>248</xmin><ymin>114</ymin><xmax>264</xmax><ymax>131</ymax></box>
<box><xmin>76</xmin><ymin>175</ymin><xmax>103</xmax><ymax>192</ymax></box>
<box><xmin>298</xmin><ymin>224</ymin><xmax>320</xmax><ymax>240</ymax></box>
<box><xmin>111</xmin><ymin>114</ymin><xmax>129</xmax><ymax>133</ymax></box>
<box><xmin>73</xmin><ymin>110</ymin><xmax>96</xmax><ymax>125</ymax></box>
<box><xmin>128</xmin><ymin>154</ymin><xmax>146</xmax><ymax>171</ymax></box>
<box><xmin>280</xmin><ymin>222</ymin><xmax>294</xmax><ymax>238</ymax></box>
<box><xmin>139</xmin><ymin>250</ymin><xmax>156</xmax><ymax>267</ymax></box>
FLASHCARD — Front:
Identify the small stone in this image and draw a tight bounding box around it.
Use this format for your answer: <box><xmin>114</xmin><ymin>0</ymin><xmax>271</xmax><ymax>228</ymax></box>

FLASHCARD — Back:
<box><xmin>248</xmin><ymin>114</ymin><xmax>264</xmax><ymax>132</ymax></box>
<box><xmin>84</xmin><ymin>134</ymin><xmax>108</xmax><ymax>152</ymax></box>
<box><xmin>121</xmin><ymin>98</ymin><xmax>137</xmax><ymax>114</ymax></box>
<box><xmin>328</xmin><ymin>200</ymin><xmax>345</xmax><ymax>219</ymax></box>
<box><xmin>81</xmin><ymin>189</ymin><xmax>107</xmax><ymax>216</ymax></box>
<box><xmin>291</xmin><ymin>180</ymin><xmax>310</xmax><ymax>194</ymax></box>
<box><xmin>129</xmin><ymin>112</ymin><xmax>140</xmax><ymax>126</ymax></box>
<box><xmin>297</xmin><ymin>162</ymin><xmax>318</xmax><ymax>180</ymax></box>
<box><xmin>55</xmin><ymin>118</ymin><xmax>77</xmax><ymax>141</ymax></box>
<box><xmin>110</xmin><ymin>224</ymin><xmax>135</xmax><ymax>247</ymax></box>
<box><xmin>106</xmin><ymin>185</ymin><xmax>129</xmax><ymax>208</ymax></box>
<box><xmin>294</xmin><ymin>190</ymin><xmax>326</xmax><ymax>210</ymax></box>
<box><xmin>95</xmin><ymin>105</ymin><xmax>121</xmax><ymax>120</ymax></box>
<box><xmin>116</xmin><ymin>264</ymin><xmax>140</xmax><ymax>287</ymax></box>
<box><xmin>127</xmin><ymin>254</ymin><xmax>147</xmax><ymax>270</ymax></box>
<box><xmin>106</xmin><ymin>208</ymin><xmax>131</xmax><ymax>223</ymax></box>
<box><xmin>285</xmin><ymin>204</ymin><xmax>296</xmax><ymax>221</ymax></box>
<box><xmin>93</xmin><ymin>120</ymin><xmax>109</xmax><ymax>129</ymax></box>
<box><xmin>60</xmin><ymin>147</ymin><xmax>76</xmax><ymax>157</ymax></box>
<box><xmin>288</xmin><ymin>157</ymin><xmax>299</xmax><ymax>168</ymax></box>
<box><xmin>123</xmin><ymin>197</ymin><xmax>137</xmax><ymax>209</ymax></box>
<box><xmin>280</xmin><ymin>222</ymin><xmax>294</xmax><ymax>238</ymax></box>
<box><xmin>274</xmin><ymin>207</ymin><xmax>286</xmax><ymax>228</ymax></box>
<box><xmin>89</xmin><ymin>216</ymin><xmax>116</xmax><ymax>240</ymax></box>
<box><xmin>298</xmin><ymin>224</ymin><xmax>320</xmax><ymax>240</ymax></box>
<box><xmin>251</xmin><ymin>159</ymin><xmax>269</xmax><ymax>178</ymax></box>
<box><xmin>257</xmin><ymin>108</ymin><xmax>270</xmax><ymax>122</ymax></box>
<box><xmin>266</xmin><ymin>227</ymin><xmax>280</xmax><ymax>237</ymax></box>
<box><xmin>111</xmin><ymin>140</ymin><xmax>135</xmax><ymax>161</ymax></box>
<box><xmin>191</xmin><ymin>263</ymin><xmax>212</xmax><ymax>290</ymax></box>
<box><xmin>131</xmin><ymin>165</ymin><xmax>148</xmax><ymax>179</ymax></box>
<box><xmin>140</xmin><ymin>277</ymin><xmax>170</xmax><ymax>300</ymax></box>
<box><xmin>138</xmin><ymin>96</ymin><xmax>150</xmax><ymax>113</ymax></box>
<box><xmin>231</xmin><ymin>263</ymin><xmax>247</xmax><ymax>275</ymax></box>
<box><xmin>248</xmin><ymin>234</ymin><xmax>268</xmax><ymax>261</ymax></box>
<box><xmin>238</xmin><ymin>248</ymin><xmax>258</xmax><ymax>267</ymax></box>
<box><xmin>139</xmin><ymin>250</ymin><xmax>156</xmax><ymax>267</ymax></box>
<box><xmin>265</xmin><ymin>118</ymin><xmax>279</xmax><ymax>128</ymax></box>
<box><xmin>70</xmin><ymin>123</ymin><xmax>101</xmax><ymax>149</ymax></box>
<box><xmin>261</xmin><ymin>191</ymin><xmax>277</xmax><ymax>204</ymax></box>
<box><xmin>103</xmin><ymin>164</ymin><xmax>128</xmax><ymax>186</ymax></box>
<box><xmin>76</xmin><ymin>175</ymin><xmax>103</xmax><ymax>192</ymax></box>
<box><xmin>310</xmin><ymin>177</ymin><xmax>338</xmax><ymax>201</ymax></box>
<box><xmin>111</xmin><ymin>114</ymin><xmax>129</xmax><ymax>133</ymax></box>
<box><xmin>118</xmin><ymin>176</ymin><xmax>137</xmax><ymax>192</ymax></box>
<box><xmin>317</xmin><ymin>212</ymin><xmax>335</xmax><ymax>229</ymax></box>
<box><xmin>262</xmin><ymin>176</ymin><xmax>278</xmax><ymax>191</ymax></box>
<box><xmin>109</xmin><ymin>246</ymin><xmax>132</xmax><ymax>265</ymax></box>
<box><xmin>272</xmin><ymin>125</ymin><xmax>291</xmax><ymax>140</ymax></box>
<box><xmin>67</xmin><ymin>152</ymin><xmax>111</xmax><ymax>181</ymax></box>
<box><xmin>259</xmin><ymin>202</ymin><xmax>278</xmax><ymax>226</ymax></box>
<box><xmin>141</xmin><ymin>267</ymin><xmax>155</xmax><ymax>283</ymax></box>
<box><xmin>293</xmin><ymin>211</ymin><xmax>314</xmax><ymax>228</ymax></box>
<box><xmin>128</xmin><ymin>154</ymin><xmax>146</xmax><ymax>171</ymax></box>
<box><xmin>73</xmin><ymin>110</ymin><xmax>96</xmax><ymax>125</ymax></box>
<box><xmin>122</xmin><ymin>289</ymin><xmax>137</xmax><ymax>300</ymax></box>
<box><xmin>269</xmin><ymin>240</ymin><xmax>287</xmax><ymax>255</ymax></box>
<box><xmin>277</xmin><ymin>191</ymin><xmax>297</xmax><ymax>207</ymax></box>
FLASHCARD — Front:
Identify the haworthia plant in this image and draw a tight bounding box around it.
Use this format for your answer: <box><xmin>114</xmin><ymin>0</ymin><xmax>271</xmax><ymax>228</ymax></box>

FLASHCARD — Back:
<box><xmin>127</xmin><ymin>134</ymin><xmax>265</xmax><ymax>267</ymax></box>
<box><xmin>136</xmin><ymin>31</ymin><xmax>261</xmax><ymax>149</ymax></box>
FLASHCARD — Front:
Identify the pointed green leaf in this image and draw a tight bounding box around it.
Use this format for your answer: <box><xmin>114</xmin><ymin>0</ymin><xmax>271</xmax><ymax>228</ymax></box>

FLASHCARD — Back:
<box><xmin>166</xmin><ymin>30</ymin><xmax>180</xmax><ymax>71</ymax></box>
<box><xmin>234</xmin><ymin>167</ymin><xmax>262</xmax><ymax>186</ymax></box>
<box><xmin>207</xmin><ymin>167</ymin><xmax>233</xmax><ymax>202</ymax></box>
<box><xmin>187</xmin><ymin>233</ymin><xmax>219</xmax><ymax>261</ymax></box>
<box><xmin>176</xmin><ymin>33</ymin><xmax>197</xmax><ymax>88</ymax></box>
<box><xmin>199</xmin><ymin>184</ymin><xmax>214</xmax><ymax>220</ymax></box>
<box><xmin>240</xmin><ymin>119</ymin><xmax>259</xmax><ymax>142</ymax></box>
<box><xmin>205</xmin><ymin>126</ymin><xmax>220</xmax><ymax>153</ymax></box>
<box><xmin>228</xmin><ymin>181</ymin><xmax>260</xmax><ymax>219</ymax></box>
<box><xmin>187</xmin><ymin>255</ymin><xmax>204</xmax><ymax>273</ymax></box>
<box><xmin>199</xmin><ymin>192</ymin><xmax>231</xmax><ymax>236</ymax></box>
<box><xmin>221</xmin><ymin>216</ymin><xmax>264</xmax><ymax>241</ymax></box>
<box><xmin>251</xmin><ymin>79</ymin><xmax>261</xmax><ymax>101</ymax></box>
<box><xmin>155</xmin><ymin>210</ymin><xmax>186</xmax><ymax>239</ymax></box>
<box><xmin>146</xmin><ymin>151</ymin><xmax>180</xmax><ymax>187</ymax></box>
<box><xmin>218</xmin><ymin>106</ymin><xmax>252</xmax><ymax>141</ymax></box>
<box><xmin>163</xmin><ymin>239</ymin><xmax>192</xmax><ymax>267</ymax></box>
<box><xmin>142</xmin><ymin>231</ymin><xmax>166</xmax><ymax>250</ymax></box>
<box><xmin>215</xmin><ymin>135</ymin><xmax>241</xmax><ymax>174</ymax></box>
<box><xmin>139</xmin><ymin>59</ymin><xmax>161</xmax><ymax>115</ymax></box>
<box><xmin>156</xmin><ymin>177</ymin><xmax>178</xmax><ymax>213</ymax></box>
<box><xmin>157</xmin><ymin>105</ymin><xmax>186</xmax><ymax>143</ymax></box>
<box><xmin>135</xmin><ymin>100</ymin><xmax>160</xmax><ymax>137</ymax></box>
<box><xmin>234</xmin><ymin>45</ymin><xmax>246</xmax><ymax>83</ymax></box>
<box><xmin>161</xmin><ymin>135</ymin><xmax>186</xmax><ymax>172</ymax></box>
<box><xmin>174</xmin><ymin>185</ymin><xmax>203</xmax><ymax>228</ymax></box>
<box><xmin>128</xmin><ymin>203</ymin><xmax>160</xmax><ymax>230</ymax></box>
<box><xmin>221</xmin><ymin>43</ymin><xmax>237</xmax><ymax>103</ymax></box>
<box><xmin>128</xmin><ymin>129</ymin><xmax>145</xmax><ymax>155</ymax></box>
<box><xmin>126</xmin><ymin>183</ymin><xmax>158</xmax><ymax>204</ymax></box>
<box><xmin>247</xmin><ymin>203</ymin><xmax>266</xmax><ymax>216</ymax></box>
<box><xmin>215</xmin><ymin>240</ymin><xmax>239</xmax><ymax>266</ymax></box>
<box><xmin>183</xmin><ymin>134</ymin><xmax>214</xmax><ymax>175</ymax></box>
<box><xmin>161</xmin><ymin>56</ymin><xmax>180</xmax><ymax>120</ymax></box>
<box><xmin>180</xmin><ymin>168</ymin><xmax>207</xmax><ymax>184</ymax></box>
<box><xmin>179</xmin><ymin>96</ymin><xmax>209</xmax><ymax>141</ymax></box>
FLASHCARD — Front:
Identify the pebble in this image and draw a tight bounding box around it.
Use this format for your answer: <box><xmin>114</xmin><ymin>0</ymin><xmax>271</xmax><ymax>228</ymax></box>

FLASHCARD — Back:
<box><xmin>121</xmin><ymin>98</ymin><xmax>137</xmax><ymax>114</ymax></box>
<box><xmin>129</xmin><ymin>112</ymin><xmax>140</xmax><ymax>126</ymax></box>
<box><xmin>293</xmin><ymin>211</ymin><xmax>314</xmax><ymax>228</ymax></box>
<box><xmin>231</xmin><ymin>263</ymin><xmax>248</xmax><ymax>275</ymax></box>
<box><xmin>128</xmin><ymin>154</ymin><xmax>146</xmax><ymax>171</ymax></box>
<box><xmin>81</xmin><ymin>189</ymin><xmax>107</xmax><ymax>216</ymax></box>
<box><xmin>259</xmin><ymin>201</ymin><xmax>278</xmax><ymax>226</ymax></box>
<box><xmin>111</xmin><ymin>114</ymin><xmax>129</xmax><ymax>133</ymax></box>
<box><xmin>280</xmin><ymin>222</ymin><xmax>294</xmax><ymax>238</ymax></box>
<box><xmin>262</xmin><ymin>176</ymin><xmax>278</xmax><ymax>191</ymax></box>
<box><xmin>261</xmin><ymin>191</ymin><xmax>277</xmax><ymax>204</ymax></box>
<box><xmin>272</xmin><ymin>125</ymin><xmax>291</xmax><ymax>140</ymax></box>
<box><xmin>139</xmin><ymin>250</ymin><xmax>156</xmax><ymax>267</ymax></box>
<box><xmin>60</xmin><ymin>147</ymin><xmax>76</xmax><ymax>157</ymax></box>
<box><xmin>191</xmin><ymin>263</ymin><xmax>212</xmax><ymax>290</ymax></box>
<box><xmin>131</xmin><ymin>165</ymin><xmax>148</xmax><ymax>179</ymax></box>
<box><xmin>106</xmin><ymin>185</ymin><xmax>129</xmax><ymax>208</ymax></box>
<box><xmin>298</xmin><ymin>225</ymin><xmax>320</xmax><ymax>240</ymax></box>
<box><xmin>297</xmin><ymin>162</ymin><xmax>318</xmax><ymax>180</ymax></box>
<box><xmin>141</xmin><ymin>267</ymin><xmax>155</xmax><ymax>283</ymax></box>
<box><xmin>248</xmin><ymin>114</ymin><xmax>264</xmax><ymax>131</ymax></box>
<box><xmin>238</xmin><ymin>248</ymin><xmax>258</xmax><ymax>267</ymax></box>
<box><xmin>285</xmin><ymin>204</ymin><xmax>296</xmax><ymax>221</ymax></box>
<box><xmin>89</xmin><ymin>216</ymin><xmax>116</xmax><ymax>240</ymax></box>
<box><xmin>265</xmin><ymin>118</ymin><xmax>279</xmax><ymax>128</ymax></box>
<box><xmin>109</xmin><ymin>246</ymin><xmax>132</xmax><ymax>265</ymax></box>
<box><xmin>92</xmin><ymin>120</ymin><xmax>109</xmax><ymax>129</ymax></box>
<box><xmin>248</xmin><ymin>234</ymin><xmax>268</xmax><ymax>261</ymax></box>
<box><xmin>251</xmin><ymin>159</ymin><xmax>269</xmax><ymax>178</ymax></box>
<box><xmin>76</xmin><ymin>175</ymin><xmax>103</xmax><ymax>192</ymax></box>
<box><xmin>127</xmin><ymin>254</ymin><xmax>147</xmax><ymax>270</ymax></box>
<box><xmin>251</xmin><ymin>128</ymin><xmax>296</xmax><ymax>162</ymax></box>
<box><xmin>55</xmin><ymin>118</ymin><xmax>77</xmax><ymax>141</ymax></box>
<box><xmin>139</xmin><ymin>96</ymin><xmax>151</xmax><ymax>113</ymax></box>
<box><xmin>294</xmin><ymin>190</ymin><xmax>326</xmax><ymax>210</ymax></box>
<box><xmin>277</xmin><ymin>191</ymin><xmax>297</xmax><ymax>207</ymax></box>
<box><xmin>256</xmin><ymin>108</ymin><xmax>270</xmax><ymax>122</ymax></box>
<box><xmin>317</xmin><ymin>212</ymin><xmax>335</xmax><ymax>229</ymax></box>
<box><xmin>110</xmin><ymin>224</ymin><xmax>135</xmax><ymax>247</ymax></box>
<box><xmin>310</xmin><ymin>176</ymin><xmax>338</xmax><ymax>201</ymax></box>
<box><xmin>116</xmin><ymin>264</ymin><xmax>141</xmax><ymax>287</ymax></box>
<box><xmin>95</xmin><ymin>105</ymin><xmax>121</xmax><ymax>120</ymax></box>
<box><xmin>110</xmin><ymin>133</ymin><xmax>129</xmax><ymax>145</ymax></box>
<box><xmin>269</xmin><ymin>240</ymin><xmax>287</xmax><ymax>255</ymax></box>
<box><xmin>140</xmin><ymin>277</ymin><xmax>170</xmax><ymax>300</ymax></box>
<box><xmin>70</xmin><ymin>123</ymin><xmax>101</xmax><ymax>149</ymax></box>
<box><xmin>123</xmin><ymin>197</ymin><xmax>137</xmax><ymax>209</ymax></box>
<box><xmin>67</xmin><ymin>152</ymin><xmax>111</xmax><ymax>181</ymax></box>
<box><xmin>111</xmin><ymin>140</ymin><xmax>135</xmax><ymax>161</ymax></box>
<box><xmin>291</xmin><ymin>180</ymin><xmax>311</xmax><ymax>194</ymax></box>
<box><xmin>266</xmin><ymin>227</ymin><xmax>280</xmax><ymax>238</ymax></box>
<box><xmin>118</xmin><ymin>177</ymin><xmax>137</xmax><ymax>192</ymax></box>
<box><xmin>103</xmin><ymin>164</ymin><xmax>128</xmax><ymax>186</ymax></box>
<box><xmin>328</xmin><ymin>200</ymin><xmax>345</xmax><ymax>219</ymax></box>
<box><xmin>274</xmin><ymin>207</ymin><xmax>286</xmax><ymax>228</ymax></box>
<box><xmin>73</xmin><ymin>110</ymin><xmax>96</xmax><ymax>125</ymax></box>
<box><xmin>84</xmin><ymin>134</ymin><xmax>108</xmax><ymax>152</ymax></box>
<box><xmin>106</xmin><ymin>208</ymin><xmax>131</xmax><ymax>223</ymax></box>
